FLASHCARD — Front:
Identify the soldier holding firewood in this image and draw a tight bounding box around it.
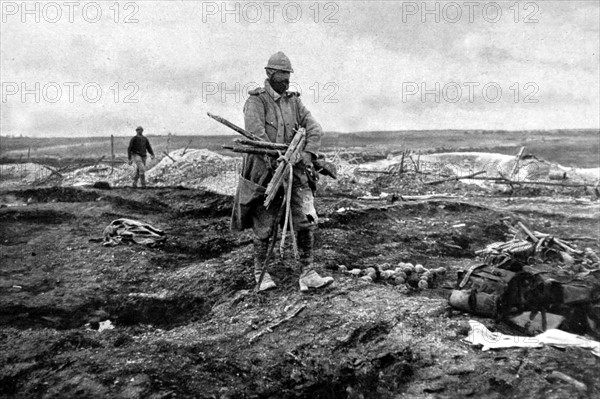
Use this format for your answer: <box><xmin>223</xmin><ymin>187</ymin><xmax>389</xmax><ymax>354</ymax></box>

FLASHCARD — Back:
<box><xmin>230</xmin><ymin>51</ymin><xmax>334</xmax><ymax>292</ymax></box>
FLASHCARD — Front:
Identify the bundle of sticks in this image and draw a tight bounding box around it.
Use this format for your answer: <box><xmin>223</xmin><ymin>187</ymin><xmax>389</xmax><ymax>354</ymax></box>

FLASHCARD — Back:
<box><xmin>476</xmin><ymin>220</ymin><xmax>599</xmax><ymax>270</ymax></box>
<box><xmin>209</xmin><ymin>112</ymin><xmax>313</xmax><ymax>291</ymax></box>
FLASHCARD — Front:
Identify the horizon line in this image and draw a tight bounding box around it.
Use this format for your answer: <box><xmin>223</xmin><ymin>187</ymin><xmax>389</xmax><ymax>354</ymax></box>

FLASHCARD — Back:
<box><xmin>2</xmin><ymin>127</ymin><xmax>599</xmax><ymax>139</ymax></box>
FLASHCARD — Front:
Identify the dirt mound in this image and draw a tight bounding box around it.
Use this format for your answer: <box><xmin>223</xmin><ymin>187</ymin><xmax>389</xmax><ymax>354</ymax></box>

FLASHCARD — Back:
<box><xmin>60</xmin><ymin>164</ymin><xmax>132</xmax><ymax>187</ymax></box>
<box><xmin>57</xmin><ymin>149</ymin><xmax>241</xmax><ymax>194</ymax></box>
<box><xmin>146</xmin><ymin>149</ymin><xmax>240</xmax><ymax>195</ymax></box>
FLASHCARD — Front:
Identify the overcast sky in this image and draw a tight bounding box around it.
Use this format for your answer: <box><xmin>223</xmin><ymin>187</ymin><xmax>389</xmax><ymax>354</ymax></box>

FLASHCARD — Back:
<box><xmin>1</xmin><ymin>0</ymin><xmax>599</xmax><ymax>137</ymax></box>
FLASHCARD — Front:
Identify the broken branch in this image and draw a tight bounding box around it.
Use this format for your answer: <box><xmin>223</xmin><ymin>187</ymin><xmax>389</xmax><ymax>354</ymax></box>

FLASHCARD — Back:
<box><xmin>222</xmin><ymin>145</ymin><xmax>279</xmax><ymax>157</ymax></box>
<box><xmin>249</xmin><ymin>304</ymin><xmax>306</xmax><ymax>343</ymax></box>
<box><xmin>162</xmin><ymin>151</ymin><xmax>176</xmax><ymax>163</ymax></box>
<box><xmin>425</xmin><ymin>170</ymin><xmax>486</xmax><ymax>185</ymax></box>
<box><xmin>234</xmin><ymin>139</ymin><xmax>288</xmax><ymax>150</ymax></box>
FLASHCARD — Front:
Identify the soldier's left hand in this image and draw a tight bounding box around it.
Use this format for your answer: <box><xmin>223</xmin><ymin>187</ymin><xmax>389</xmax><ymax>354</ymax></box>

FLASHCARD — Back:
<box><xmin>302</xmin><ymin>152</ymin><xmax>313</xmax><ymax>167</ymax></box>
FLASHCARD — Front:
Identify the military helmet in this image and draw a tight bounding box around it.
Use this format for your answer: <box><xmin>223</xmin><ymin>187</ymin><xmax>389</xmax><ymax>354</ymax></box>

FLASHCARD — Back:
<box><xmin>136</xmin><ymin>126</ymin><xmax>143</xmax><ymax>132</ymax></box>
<box><xmin>265</xmin><ymin>51</ymin><xmax>294</xmax><ymax>73</ymax></box>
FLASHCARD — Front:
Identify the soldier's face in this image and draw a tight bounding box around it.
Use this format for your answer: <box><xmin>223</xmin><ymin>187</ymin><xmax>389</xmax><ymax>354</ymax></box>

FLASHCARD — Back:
<box><xmin>269</xmin><ymin>70</ymin><xmax>290</xmax><ymax>93</ymax></box>
<box><xmin>271</xmin><ymin>70</ymin><xmax>290</xmax><ymax>82</ymax></box>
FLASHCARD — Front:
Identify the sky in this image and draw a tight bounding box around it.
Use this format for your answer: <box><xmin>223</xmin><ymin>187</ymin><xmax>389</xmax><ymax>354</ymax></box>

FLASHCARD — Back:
<box><xmin>1</xmin><ymin>0</ymin><xmax>599</xmax><ymax>137</ymax></box>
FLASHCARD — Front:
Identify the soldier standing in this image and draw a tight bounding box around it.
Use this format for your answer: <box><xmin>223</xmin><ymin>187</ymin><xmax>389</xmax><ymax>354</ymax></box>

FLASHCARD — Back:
<box><xmin>127</xmin><ymin>126</ymin><xmax>155</xmax><ymax>188</ymax></box>
<box><xmin>231</xmin><ymin>51</ymin><xmax>334</xmax><ymax>292</ymax></box>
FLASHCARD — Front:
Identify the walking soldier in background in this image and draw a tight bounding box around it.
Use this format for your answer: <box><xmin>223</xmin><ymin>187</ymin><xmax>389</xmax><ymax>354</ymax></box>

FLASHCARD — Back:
<box><xmin>231</xmin><ymin>51</ymin><xmax>334</xmax><ymax>292</ymax></box>
<box><xmin>128</xmin><ymin>126</ymin><xmax>155</xmax><ymax>188</ymax></box>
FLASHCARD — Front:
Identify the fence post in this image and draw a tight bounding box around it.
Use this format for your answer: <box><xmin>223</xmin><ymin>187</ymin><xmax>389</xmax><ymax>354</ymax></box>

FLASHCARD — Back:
<box><xmin>111</xmin><ymin>135</ymin><xmax>115</xmax><ymax>174</ymax></box>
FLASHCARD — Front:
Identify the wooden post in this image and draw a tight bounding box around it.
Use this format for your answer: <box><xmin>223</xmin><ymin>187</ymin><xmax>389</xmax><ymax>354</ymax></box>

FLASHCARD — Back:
<box><xmin>111</xmin><ymin>135</ymin><xmax>115</xmax><ymax>174</ymax></box>
<box><xmin>399</xmin><ymin>150</ymin><xmax>405</xmax><ymax>175</ymax></box>
<box><xmin>167</xmin><ymin>132</ymin><xmax>171</xmax><ymax>155</ymax></box>
<box><xmin>182</xmin><ymin>139</ymin><xmax>193</xmax><ymax>156</ymax></box>
<box><xmin>510</xmin><ymin>146</ymin><xmax>525</xmax><ymax>179</ymax></box>
<box><xmin>19</xmin><ymin>154</ymin><xmax>23</xmax><ymax>182</ymax></box>
<box><xmin>27</xmin><ymin>147</ymin><xmax>30</xmax><ymax>161</ymax></box>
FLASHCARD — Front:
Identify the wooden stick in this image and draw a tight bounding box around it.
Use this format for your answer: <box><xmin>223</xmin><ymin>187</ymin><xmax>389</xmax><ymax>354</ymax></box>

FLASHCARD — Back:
<box><xmin>358</xmin><ymin>193</ymin><xmax>457</xmax><ymax>201</ymax></box>
<box><xmin>517</xmin><ymin>221</ymin><xmax>539</xmax><ymax>243</ymax></box>
<box><xmin>111</xmin><ymin>135</ymin><xmax>115</xmax><ymax>174</ymax></box>
<box><xmin>93</xmin><ymin>155</ymin><xmax>105</xmax><ymax>168</ymax></box>
<box><xmin>162</xmin><ymin>151</ymin><xmax>176</xmax><ymax>162</ymax></box>
<box><xmin>181</xmin><ymin>139</ymin><xmax>193</xmax><ymax>155</ymax></box>
<box><xmin>264</xmin><ymin>129</ymin><xmax>306</xmax><ymax>208</ymax></box>
<box><xmin>249</xmin><ymin>305</ymin><xmax>306</xmax><ymax>343</ymax></box>
<box><xmin>510</xmin><ymin>146</ymin><xmax>525</xmax><ymax>178</ymax></box>
<box><xmin>235</xmin><ymin>138</ymin><xmax>288</xmax><ymax>150</ymax></box>
<box><xmin>399</xmin><ymin>150</ymin><xmax>406</xmax><ymax>174</ymax></box>
<box><xmin>549</xmin><ymin>371</ymin><xmax>587</xmax><ymax>391</ymax></box>
<box><xmin>553</xmin><ymin>238</ymin><xmax>583</xmax><ymax>254</ymax></box>
<box><xmin>355</xmin><ymin>169</ymin><xmax>391</xmax><ymax>174</ymax></box>
<box><xmin>279</xmin><ymin>166</ymin><xmax>295</xmax><ymax>257</ymax></box>
<box><xmin>222</xmin><ymin>145</ymin><xmax>279</xmax><ymax>157</ymax></box>
<box><xmin>207</xmin><ymin>112</ymin><xmax>264</xmax><ymax>142</ymax></box>
<box><xmin>466</xmin><ymin>177</ymin><xmax>593</xmax><ymax>188</ymax></box>
<box><xmin>425</xmin><ymin>170</ymin><xmax>486</xmax><ymax>185</ymax></box>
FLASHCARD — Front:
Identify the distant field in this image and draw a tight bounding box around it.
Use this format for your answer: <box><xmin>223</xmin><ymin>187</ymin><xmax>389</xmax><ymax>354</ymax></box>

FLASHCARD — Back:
<box><xmin>1</xmin><ymin>129</ymin><xmax>598</xmax><ymax>168</ymax></box>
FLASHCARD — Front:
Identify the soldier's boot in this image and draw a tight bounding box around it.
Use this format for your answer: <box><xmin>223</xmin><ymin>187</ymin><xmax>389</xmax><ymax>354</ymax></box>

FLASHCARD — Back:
<box><xmin>140</xmin><ymin>174</ymin><xmax>147</xmax><ymax>188</ymax></box>
<box><xmin>253</xmin><ymin>238</ymin><xmax>276</xmax><ymax>291</ymax></box>
<box><xmin>297</xmin><ymin>230</ymin><xmax>333</xmax><ymax>292</ymax></box>
<box><xmin>132</xmin><ymin>175</ymin><xmax>138</xmax><ymax>188</ymax></box>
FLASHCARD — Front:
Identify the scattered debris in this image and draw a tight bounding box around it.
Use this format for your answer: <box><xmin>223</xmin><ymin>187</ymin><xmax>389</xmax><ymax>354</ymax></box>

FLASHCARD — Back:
<box><xmin>341</xmin><ymin>261</ymin><xmax>446</xmax><ymax>290</ymax></box>
<box><xmin>547</xmin><ymin>371</ymin><xmax>587</xmax><ymax>391</ymax></box>
<box><xmin>98</xmin><ymin>320</ymin><xmax>115</xmax><ymax>332</ymax></box>
<box><xmin>451</xmin><ymin>220</ymin><xmax>600</xmax><ymax>336</ymax></box>
<box><xmin>103</xmin><ymin>218</ymin><xmax>166</xmax><ymax>247</ymax></box>
<box><xmin>465</xmin><ymin>320</ymin><xmax>600</xmax><ymax>357</ymax></box>
<box><xmin>249</xmin><ymin>304</ymin><xmax>306</xmax><ymax>343</ymax></box>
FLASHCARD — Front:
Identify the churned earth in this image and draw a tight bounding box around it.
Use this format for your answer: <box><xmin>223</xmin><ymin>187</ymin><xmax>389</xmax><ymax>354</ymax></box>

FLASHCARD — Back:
<box><xmin>0</xmin><ymin>184</ymin><xmax>599</xmax><ymax>398</ymax></box>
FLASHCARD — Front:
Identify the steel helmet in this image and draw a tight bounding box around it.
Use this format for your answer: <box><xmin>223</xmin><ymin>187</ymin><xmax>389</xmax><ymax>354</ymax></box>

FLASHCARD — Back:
<box><xmin>265</xmin><ymin>51</ymin><xmax>294</xmax><ymax>73</ymax></box>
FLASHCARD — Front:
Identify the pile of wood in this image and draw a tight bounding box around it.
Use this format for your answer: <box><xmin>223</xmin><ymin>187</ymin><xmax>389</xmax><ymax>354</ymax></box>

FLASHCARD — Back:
<box><xmin>451</xmin><ymin>220</ymin><xmax>600</xmax><ymax>336</ymax></box>
<box><xmin>476</xmin><ymin>220</ymin><xmax>600</xmax><ymax>271</ymax></box>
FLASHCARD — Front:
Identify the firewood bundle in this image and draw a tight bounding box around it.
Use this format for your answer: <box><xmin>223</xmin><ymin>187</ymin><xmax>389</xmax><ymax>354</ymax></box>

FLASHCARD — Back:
<box><xmin>475</xmin><ymin>221</ymin><xmax>599</xmax><ymax>271</ymax></box>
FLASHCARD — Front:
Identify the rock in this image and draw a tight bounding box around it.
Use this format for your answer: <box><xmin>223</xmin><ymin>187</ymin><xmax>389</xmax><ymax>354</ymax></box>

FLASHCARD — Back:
<box><xmin>403</xmin><ymin>263</ymin><xmax>415</xmax><ymax>274</ymax></box>
<box><xmin>394</xmin><ymin>276</ymin><xmax>406</xmax><ymax>285</ymax></box>
<box><xmin>560</xmin><ymin>252</ymin><xmax>575</xmax><ymax>266</ymax></box>
<box><xmin>415</xmin><ymin>264</ymin><xmax>426</xmax><ymax>274</ymax></box>
<box><xmin>359</xmin><ymin>275</ymin><xmax>373</xmax><ymax>283</ymax></box>
<box><xmin>338</xmin><ymin>265</ymin><xmax>348</xmax><ymax>272</ymax></box>
<box><xmin>348</xmin><ymin>268</ymin><xmax>362</xmax><ymax>276</ymax></box>
<box><xmin>380</xmin><ymin>270</ymin><xmax>395</xmax><ymax>280</ymax></box>
<box><xmin>365</xmin><ymin>267</ymin><xmax>377</xmax><ymax>279</ymax></box>
<box><xmin>418</xmin><ymin>280</ymin><xmax>429</xmax><ymax>289</ymax></box>
<box><xmin>394</xmin><ymin>271</ymin><xmax>407</xmax><ymax>280</ymax></box>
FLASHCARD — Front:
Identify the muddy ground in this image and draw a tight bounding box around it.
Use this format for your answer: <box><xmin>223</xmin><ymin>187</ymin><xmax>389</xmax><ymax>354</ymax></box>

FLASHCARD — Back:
<box><xmin>1</xmin><ymin>181</ymin><xmax>599</xmax><ymax>398</ymax></box>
